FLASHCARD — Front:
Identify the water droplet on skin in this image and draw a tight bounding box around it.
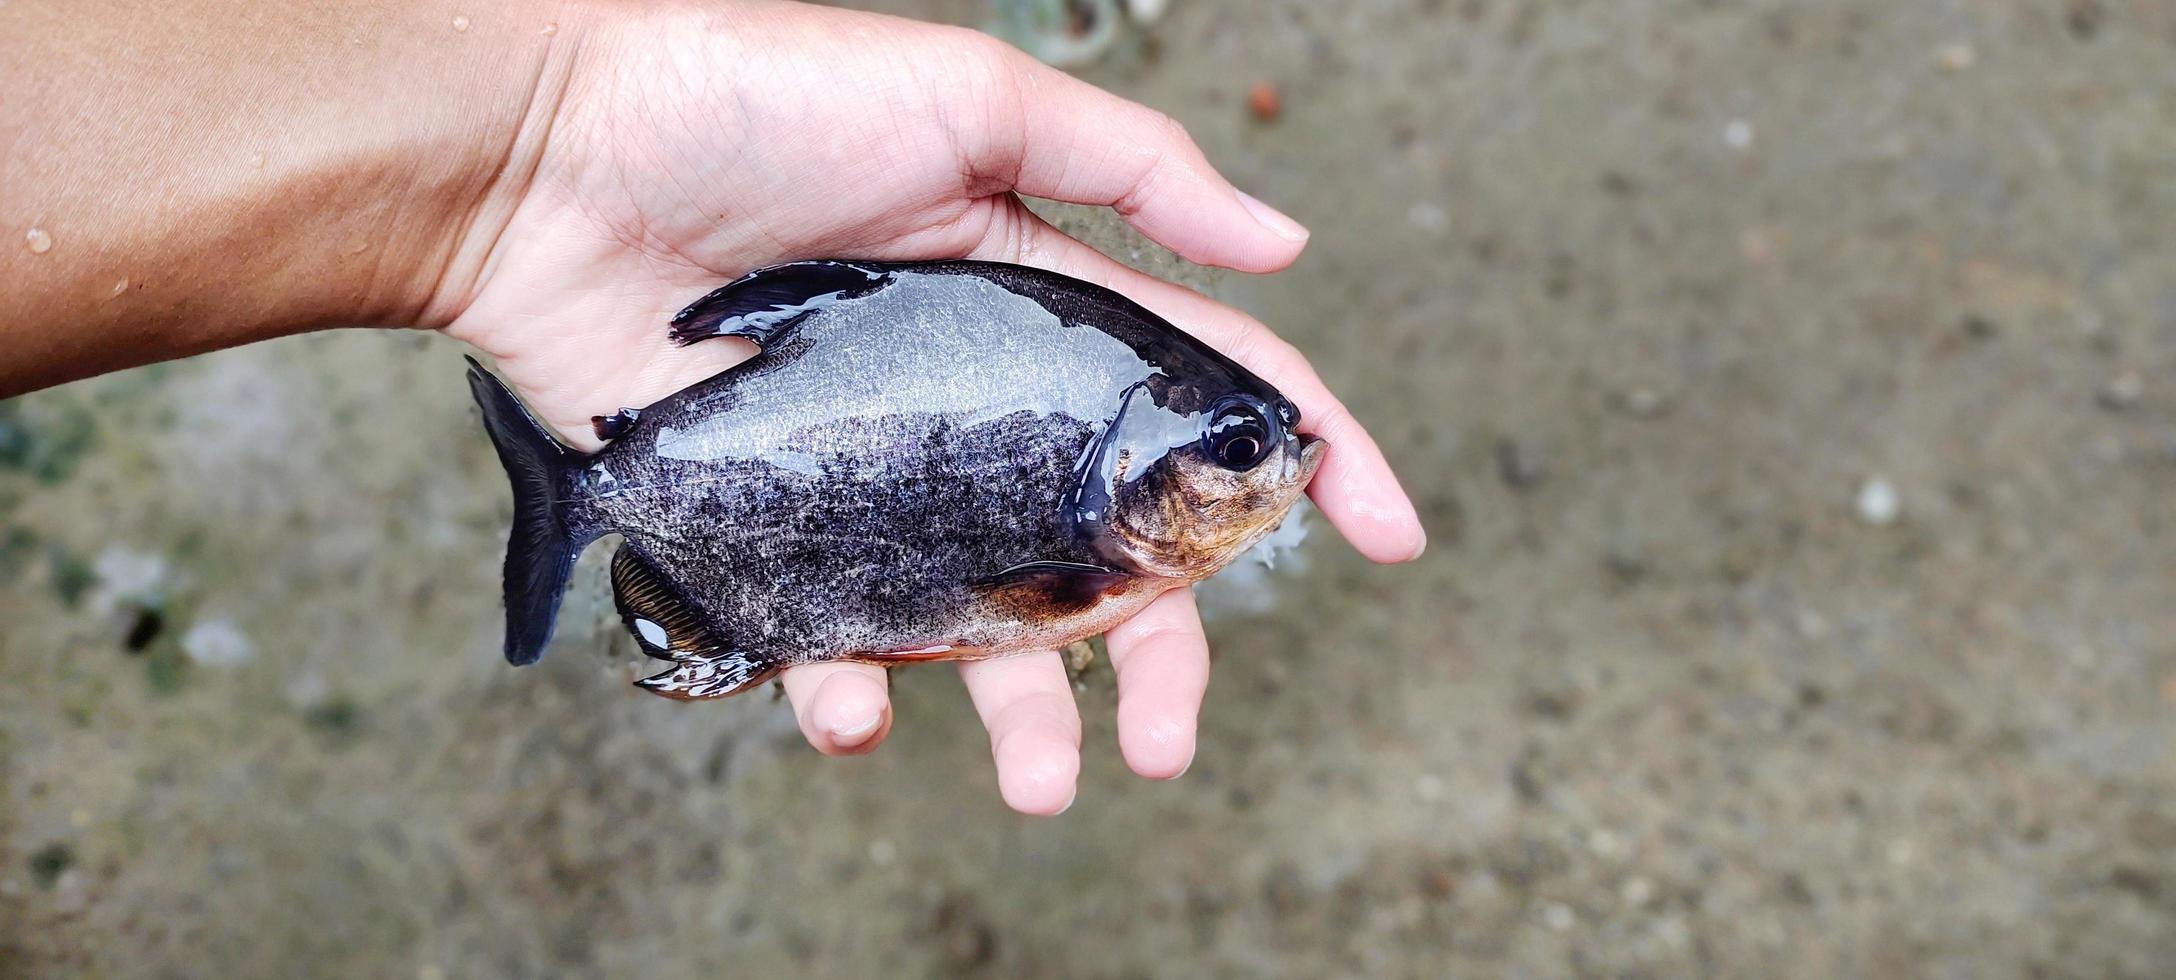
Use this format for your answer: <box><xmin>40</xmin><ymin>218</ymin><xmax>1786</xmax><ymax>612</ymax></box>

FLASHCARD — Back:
<box><xmin>111</xmin><ymin>278</ymin><xmax>129</xmax><ymax>297</ymax></box>
<box><xmin>24</xmin><ymin>227</ymin><xmax>52</xmax><ymax>254</ymax></box>
<box><xmin>451</xmin><ymin>14</ymin><xmax>469</xmax><ymax>32</ymax></box>
<box><xmin>346</xmin><ymin>239</ymin><xmax>369</xmax><ymax>256</ymax></box>
<box><xmin>539</xmin><ymin>21</ymin><xmax>557</xmax><ymax>36</ymax></box>
<box><xmin>248</xmin><ymin>153</ymin><xmax>265</xmax><ymax>169</ymax></box>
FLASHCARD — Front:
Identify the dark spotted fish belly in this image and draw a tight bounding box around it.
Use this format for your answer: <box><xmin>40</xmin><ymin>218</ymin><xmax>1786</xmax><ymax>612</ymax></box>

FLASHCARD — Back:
<box><xmin>561</xmin><ymin>267</ymin><xmax>1167</xmax><ymax>684</ymax></box>
<box><xmin>582</xmin><ymin>411</ymin><xmax>1100</xmax><ymax>657</ymax></box>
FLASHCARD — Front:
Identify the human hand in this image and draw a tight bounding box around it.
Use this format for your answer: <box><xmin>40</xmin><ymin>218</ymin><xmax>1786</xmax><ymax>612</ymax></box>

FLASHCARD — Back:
<box><xmin>437</xmin><ymin>1</ymin><xmax>1425</xmax><ymax>814</ymax></box>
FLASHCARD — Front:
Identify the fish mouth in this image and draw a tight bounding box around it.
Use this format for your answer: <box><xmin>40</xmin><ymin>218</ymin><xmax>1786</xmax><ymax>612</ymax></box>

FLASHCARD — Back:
<box><xmin>1293</xmin><ymin>433</ymin><xmax>1327</xmax><ymax>486</ymax></box>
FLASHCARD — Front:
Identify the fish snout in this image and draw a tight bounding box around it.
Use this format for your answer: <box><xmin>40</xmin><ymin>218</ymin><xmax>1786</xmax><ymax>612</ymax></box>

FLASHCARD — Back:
<box><xmin>1293</xmin><ymin>432</ymin><xmax>1327</xmax><ymax>485</ymax></box>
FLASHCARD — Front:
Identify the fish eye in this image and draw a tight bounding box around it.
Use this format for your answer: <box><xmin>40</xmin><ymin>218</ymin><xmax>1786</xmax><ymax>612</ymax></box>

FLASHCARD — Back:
<box><xmin>1204</xmin><ymin>399</ymin><xmax>1274</xmax><ymax>470</ymax></box>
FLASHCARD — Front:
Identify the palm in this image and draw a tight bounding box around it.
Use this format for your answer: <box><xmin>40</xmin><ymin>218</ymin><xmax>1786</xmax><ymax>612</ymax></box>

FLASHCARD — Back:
<box><xmin>445</xmin><ymin>1</ymin><xmax>1423</xmax><ymax>815</ymax></box>
<box><xmin>453</xmin><ymin>9</ymin><xmax>1024</xmax><ymax>439</ymax></box>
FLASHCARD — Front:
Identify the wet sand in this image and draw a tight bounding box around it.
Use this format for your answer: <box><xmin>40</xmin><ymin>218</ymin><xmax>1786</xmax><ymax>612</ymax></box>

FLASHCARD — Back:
<box><xmin>4</xmin><ymin>1</ymin><xmax>2173</xmax><ymax>975</ymax></box>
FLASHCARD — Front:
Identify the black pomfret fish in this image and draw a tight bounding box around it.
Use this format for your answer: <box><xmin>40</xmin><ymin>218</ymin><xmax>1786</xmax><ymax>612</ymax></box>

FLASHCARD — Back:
<box><xmin>468</xmin><ymin>260</ymin><xmax>1324</xmax><ymax>699</ymax></box>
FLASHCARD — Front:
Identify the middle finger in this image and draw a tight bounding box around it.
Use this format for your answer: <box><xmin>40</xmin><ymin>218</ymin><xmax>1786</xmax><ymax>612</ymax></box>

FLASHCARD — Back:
<box><xmin>959</xmin><ymin>651</ymin><xmax>1083</xmax><ymax>815</ymax></box>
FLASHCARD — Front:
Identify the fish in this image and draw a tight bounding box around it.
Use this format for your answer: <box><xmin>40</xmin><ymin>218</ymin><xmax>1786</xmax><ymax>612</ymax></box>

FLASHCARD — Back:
<box><xmin>466</xmin><ymin>259</ymin><xmax>1325</xmax><ymax>699</ymax></box>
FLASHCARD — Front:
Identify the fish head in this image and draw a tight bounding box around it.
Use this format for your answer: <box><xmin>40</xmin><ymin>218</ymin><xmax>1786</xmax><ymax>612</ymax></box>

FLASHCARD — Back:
<box><xmin>1082</xmin><ymin>385</ymin><xmax>1327</xmax><ymax>581</ymax></box>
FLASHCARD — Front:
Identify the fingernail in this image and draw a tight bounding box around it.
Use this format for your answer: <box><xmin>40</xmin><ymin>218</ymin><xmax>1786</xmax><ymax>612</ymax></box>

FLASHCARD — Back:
<box><xmin>1237</xmin><ymin>190</ymin><xmax>1309</xmax><ymax>243</ymax></box>
<box><xmin>1053</xmin><ymin>787</ymin><xmax>1078</xmax><ymax>815</ymax></box>
<box><xmin>829</xmin><ymin>708</ymin><xmax>882</xmax><ymax>745</ymax></box>
<box><xmin>1406</xmin><ymin>527</ymin><xmax>1429</xmax><ymax>562</ymax></box>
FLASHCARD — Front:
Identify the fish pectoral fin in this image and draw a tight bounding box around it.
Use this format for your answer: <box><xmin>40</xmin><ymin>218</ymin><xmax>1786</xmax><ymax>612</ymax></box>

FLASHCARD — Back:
<box><xmin>610</xmin><ymin>543</ymin><xmax>726</xmax><ymax>663</ymax></box>
<box><xmin>970</xmin><ymin>561</ymin><xmax>1135</xmax><ymax>616</ymax></box>
<box><xmin>850</xmin><ymin>644</ymin><xmax>980</xmax><ymax>663</ymax></box>
<box><xmin>667</xmin><ymin>261</ymin><xmax>892</xmax><ymax>348</ymax></box>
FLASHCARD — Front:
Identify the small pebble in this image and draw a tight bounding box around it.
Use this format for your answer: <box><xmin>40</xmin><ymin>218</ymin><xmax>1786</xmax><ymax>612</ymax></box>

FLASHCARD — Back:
<box><xmin>25</xmin><ymin>227</ymin><xmax>53</xmax><ymax>254</ymax></box>
<box><xmin>182</xmin><ymin>617</ymin><xmax>254</xmax><ymax>667</ymax></box>
<box><xmin>1407</xmin><ymin>202</ymin><xmax>1448</xmax><ymax>235</ymax></box>
<box><xmin>1932</xmin><ymin>42</ymin><xmax>1977</xmax><ymax>71</ymax></box>
<box><xmin>285</xmin><ymin>669</ymin><xmax>330</xmax><ymax>709</ymax></box>
<box><xmin>1723</xmin><ymin>119</ymin><xmax>1754</xmax><ymax>150</ymax></box>
<box><xmin>1247</xmin><ymin>81</ymin><xmax>1280</xmax><ymax>122</ymax></box>
<box><xmin>1061</xmin><ymin>639</ymin><xmax>1096</xmax><ymax>676</ymax></box>
<box><xmin>1542</xmin><ymin>901</ymin><xmax>1575</xmax><ymax>931</ymax></box>
<box><xmin>1617</xmin><ymin>387</ymin><xmax>1669</xmax><ymax>418</ymax></box>
<box><xmin>451</xmin><ymin>14</ymin><xmax>470</xmax><ymax>32</ymax></box>
<box><xmin>89</xmin><ymin>547</ymin><xmax>169</xmax><ymax>615</ymax></box>
<box><xmin>1588</xmin><ymin>829</ymin><xmax>1625</xmax><ymax>859</ymax></box>
<box><xmin>1495</xmin><ymin>438</ymin><xmax>1549</xmax><ymax>491</ymax></box>
<box><xmin>869</xmin><ymin>838</ymin><xmax>897</xmax><ymax>866</ymax></box>
<box><xmin>2066</xmin><ymin>0</ymin><xmax>2105</xmax><ymax>38</ymax></box>
<box><xmin>1620</xmin><ymin>876</ymin><xmax>1656</xmax><ymax>907</ymax></box>
<box><xmin>52</xmin><ymin>870</ymin><xmax>89</xmax><ymax>916</ymax></box>
<box><xmin>2097</xmin><ymin>370</ymin><xmax>2142</xmax><ymax>411</ymax></box>
<box><xmin>1855</xmin><ymin>476</ymin><xmax>1900</xmax><ymax>525</ymax></box>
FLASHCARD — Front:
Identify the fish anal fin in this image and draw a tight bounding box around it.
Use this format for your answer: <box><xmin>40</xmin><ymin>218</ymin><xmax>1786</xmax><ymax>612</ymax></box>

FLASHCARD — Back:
<box><xmin>668</xmin><ymin>261</ymin><xmax>891</xmax><ymax>348</ymax></box>
<box><xmin>635</xmin><ymin>655</ymin><xmax>776</xmax><ymax>700</ymax></box>
<box><xmin>610</xmin><ymin>544</ymin><xmax>726</xmax><ymax>662</ymax></box>
<box><xmin>971</xmin><ymin>561</ymin><xmax>1135</xmax><ymax>617</ymax></box>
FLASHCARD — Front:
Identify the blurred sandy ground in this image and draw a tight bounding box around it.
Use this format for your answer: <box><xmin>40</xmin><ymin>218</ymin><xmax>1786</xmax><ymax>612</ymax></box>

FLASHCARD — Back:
<box><xmin>3</xmin><ymin>1</ymin><xmax>2173</xmax><ymax>976</ymax></box>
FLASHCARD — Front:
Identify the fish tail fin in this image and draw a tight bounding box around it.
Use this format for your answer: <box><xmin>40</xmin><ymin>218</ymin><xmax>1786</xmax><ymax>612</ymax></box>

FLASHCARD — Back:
<box><xmin>465</xmin><ymin>356</ymin><xmax>588</xmax><ymax>666</ymax></box>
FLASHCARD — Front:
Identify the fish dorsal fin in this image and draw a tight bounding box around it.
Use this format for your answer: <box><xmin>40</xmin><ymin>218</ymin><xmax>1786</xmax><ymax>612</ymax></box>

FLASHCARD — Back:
<box><xmin>972</xmin><ymin>561</ymin><xmax>1134</xmax><ymax>616</ymax></box>
<box><xmin>668</xmin><ymin>261</ymin><xmax>892</xmax><ymax>348</ymax></box>
<box><xmin>590</xmin><ymin>407</ymin><xmax>641</xmax><ymax>442</ymax></box>
<box><xmin>610</xmin><ymin>544</ymin><xmax>723</xmax><ymax>662</ymax></box>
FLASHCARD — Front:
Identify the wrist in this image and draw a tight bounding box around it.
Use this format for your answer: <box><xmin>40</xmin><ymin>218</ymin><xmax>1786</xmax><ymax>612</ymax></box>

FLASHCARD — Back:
<box><xmin>389</xmin><ymin>0</ymin><xmax>604</xmax><ymax>331</ymax></box>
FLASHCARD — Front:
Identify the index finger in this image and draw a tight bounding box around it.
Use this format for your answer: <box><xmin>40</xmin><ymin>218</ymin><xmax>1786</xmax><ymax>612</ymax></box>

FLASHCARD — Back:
<box><xmin>958</xmin><ymin>37</ymin><xmax>1310</xmax><ymax>274</ymax></box>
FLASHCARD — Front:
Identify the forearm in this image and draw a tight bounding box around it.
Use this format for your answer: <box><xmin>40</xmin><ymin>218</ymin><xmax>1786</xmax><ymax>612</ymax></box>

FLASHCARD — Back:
<box><xmin>0</xmin><ymin>0</ymin><xmax>579</xmax><ymax>395</ymax></box>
